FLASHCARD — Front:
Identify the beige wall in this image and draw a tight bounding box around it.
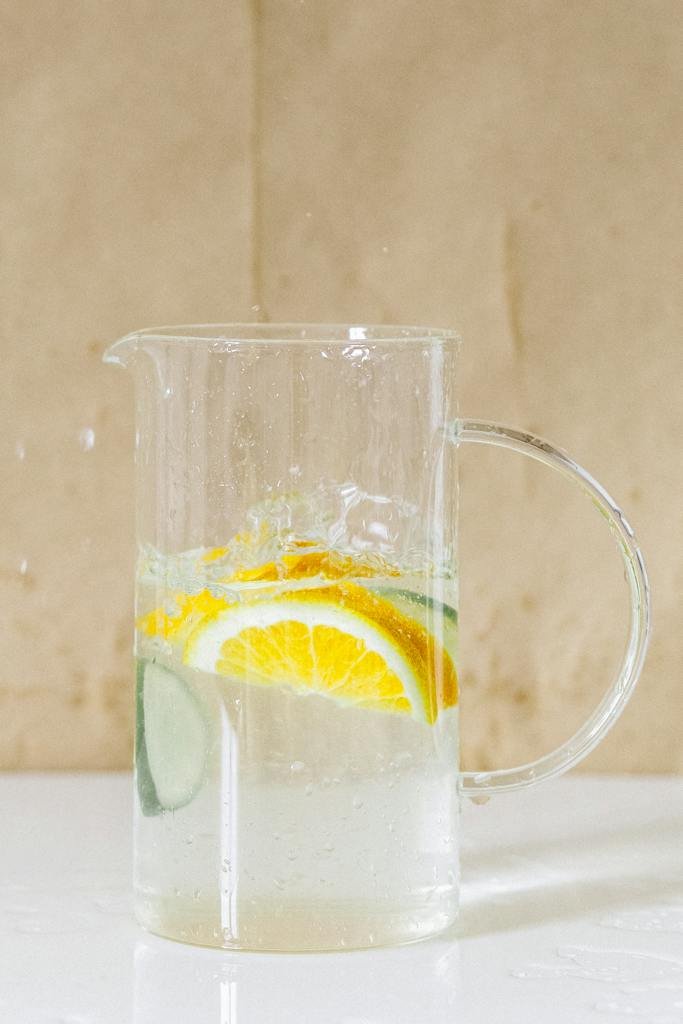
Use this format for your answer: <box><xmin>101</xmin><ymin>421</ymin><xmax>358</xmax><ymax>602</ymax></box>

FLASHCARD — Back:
<box><xmin>1</xmin><ymin>1</ymin><xmax>680</xmax><ymax>771</ymax></box>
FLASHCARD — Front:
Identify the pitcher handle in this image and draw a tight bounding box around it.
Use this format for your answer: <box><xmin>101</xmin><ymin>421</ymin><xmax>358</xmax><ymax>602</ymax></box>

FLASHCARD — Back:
<box><xmin>451</xmin><ymin>420</ymin><xmax>651</xmax><ymax>796</ymax></box>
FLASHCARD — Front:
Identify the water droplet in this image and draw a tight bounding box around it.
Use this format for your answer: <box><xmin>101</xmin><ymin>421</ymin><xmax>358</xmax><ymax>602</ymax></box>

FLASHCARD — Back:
<box><xmin>15</xmin><ymin>440</ymin><xmax>26</xmax><ymax>461</ymax></box>
<box><xmin>251</xmin><ymin>304</ymin><xmax>261</xmax><ymax>312</ymax></box>
<box><xmin>305</xmin><ymin>782</ymin><xmax>314</xmax><ymax>796</ymax></box>
<box><xmin>78</xmin><ymin>427</ymin><xmax>95</xmax><ymax>452</ymax></box>
<box><xmin>13</xmin><ymin>913</ymin><xmax>93</xmax><ymax>934</ymax></box>
<box><xmin>595</xmin><ymin>984</ymin><xmax>683</xmax><ymax>1021</ymax></box>
<box><xmin>92</xmin><ymin>891</ymin><xmax>130</xmax><ymax>914</ymax></box>
<box><xmin>602</xmin><ymin>907</ymin><xmax>683</xmax><ymax>935</ymax></box>
<box><xmin>343</xmin><ymin>344</ymin><xmax>370</xmax><ymax>364</ymax></box>
<box><xmin>185</xmin><ymin>834</ymin><xmax>194</xmax><ymax>846</ymax></box>
<box><xmin>513</xmin><ymin>947</ymin><xmax>683</xmax><ymax>985</ymax></box>
<box><xmin>290</xmin><ymin>760</ymin><xmax>305</xmax><ymax>773</ymax></box>
<box><xmin>274</xmin><ymin>877</ymin><xmax>286</xmax><ymax>890</ymax></box>
<box><xmin>192</xmin><ymin>888</ymin><xmax>202</xmax><ymax>901</ymax></box>
<box><xmin>305</xmin><ymin>210</ymin><xmax>312</xmax><ymax>218</ymax></box>
<box><xmin>44</xmin><ymin>1015</ymin><xmax>94</xmax><ymax>1024</ymax></box>
<box><xmin>19</xmin><ymin>558</ymin><xmax>28</xmax><ymax>575</ymax></box>
<box><xmin>381</xmin><ymin>245</ymin><xmax>389</xmax><ymax>254</ymax></box>
<box><xmin>286</xmin><ymin>849</ymin><xmax>298</xmax><ymax>861</ymax></box>
<box><xmin>352</xmin><ymin>795</ymin><xmax>364</xmax><ymax>809</ymax></box>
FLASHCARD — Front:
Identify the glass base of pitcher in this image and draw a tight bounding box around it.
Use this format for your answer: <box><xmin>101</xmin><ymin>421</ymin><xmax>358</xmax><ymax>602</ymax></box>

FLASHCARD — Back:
<box><xmin>135</xmin><ymin>892</ymin><xmax>459</xmax><ymax>952</ymax></box>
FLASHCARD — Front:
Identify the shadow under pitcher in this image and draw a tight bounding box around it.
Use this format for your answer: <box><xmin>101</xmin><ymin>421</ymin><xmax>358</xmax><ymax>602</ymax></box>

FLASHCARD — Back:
<box><xmin>105</xmin><ymin>323</ymin><xmax>650</xmax><ymax>952</ymax></box>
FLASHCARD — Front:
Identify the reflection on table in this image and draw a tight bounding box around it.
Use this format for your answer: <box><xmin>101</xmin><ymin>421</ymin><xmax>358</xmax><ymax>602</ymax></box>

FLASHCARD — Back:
<box><xmin>133</xmin><ymin>931</ymin><xmax>461</xmax><ymax>1024</ymax></box>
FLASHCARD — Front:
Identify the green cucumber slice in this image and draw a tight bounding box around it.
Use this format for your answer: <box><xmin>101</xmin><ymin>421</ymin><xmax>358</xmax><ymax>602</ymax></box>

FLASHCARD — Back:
<box><xmin>135</xmin><ymin>659</ymin><xmax>161</xmax><ymax>816</ymax></box>
<box><xmin>135</xmin><ymin>660</ymin><xmax>208</xmax><ymax>813</ymax></box>
<box><xmin>374</xmin><ymin>587</ymin><xmax>458</xmax><ymax>650</ymax></box>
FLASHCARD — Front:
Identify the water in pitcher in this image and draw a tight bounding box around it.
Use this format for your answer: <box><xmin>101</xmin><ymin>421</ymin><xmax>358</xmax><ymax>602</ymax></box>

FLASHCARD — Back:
<box><xmin>133</xmin><ymin>489</ymin><xmax>460</xmax><ymax>951</ymax></box>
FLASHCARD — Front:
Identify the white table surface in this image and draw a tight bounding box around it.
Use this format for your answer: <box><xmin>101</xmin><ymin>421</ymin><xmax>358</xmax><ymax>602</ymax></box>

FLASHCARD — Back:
<box><xmin>1</xmin><ymin>774</ymin><xmax>682</xmax><ymax>1023</ymax></box>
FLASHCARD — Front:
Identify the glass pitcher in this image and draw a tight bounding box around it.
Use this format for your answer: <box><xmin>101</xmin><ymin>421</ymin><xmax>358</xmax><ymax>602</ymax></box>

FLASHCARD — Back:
<box><xmin>105</xmin><ymin>323</ymin><xmax>649</xmax><ymax>952</ymax></box>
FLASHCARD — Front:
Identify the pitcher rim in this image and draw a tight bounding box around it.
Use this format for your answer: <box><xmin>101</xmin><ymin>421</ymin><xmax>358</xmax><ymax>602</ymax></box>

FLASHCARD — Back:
<box><xmin>103</xmin><ymin>322</ymin><xmax>461</xmax><ymax>363</ymax></box>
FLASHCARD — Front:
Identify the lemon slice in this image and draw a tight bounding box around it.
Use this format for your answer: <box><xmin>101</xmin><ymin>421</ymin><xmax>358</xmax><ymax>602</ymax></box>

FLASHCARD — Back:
<box><xmin>182</xmin><ymin>583</ymin><xmax>457</xmax><ymax>724</ymax></box>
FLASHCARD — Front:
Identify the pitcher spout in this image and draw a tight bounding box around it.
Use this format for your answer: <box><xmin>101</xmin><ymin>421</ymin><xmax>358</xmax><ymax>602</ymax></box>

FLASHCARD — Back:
<box><xmin>102</xmin><ymin>330</ymin><xmax>142</xmax><ymax>369</ymax></box>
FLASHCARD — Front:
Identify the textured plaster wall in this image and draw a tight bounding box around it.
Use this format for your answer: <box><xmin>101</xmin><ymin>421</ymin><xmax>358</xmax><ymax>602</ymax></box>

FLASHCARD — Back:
<box><xmin>1</xmin><ymin>1</ymin><xmax>680</xmax><ymax>770</ymax></box>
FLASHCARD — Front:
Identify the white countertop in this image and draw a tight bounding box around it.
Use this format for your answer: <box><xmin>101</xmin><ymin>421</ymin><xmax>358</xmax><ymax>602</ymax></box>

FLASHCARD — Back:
<box><xmin>1</xmin><ymin>775</ymin><xmax>682</xmax><ymax>1023</ymax></box>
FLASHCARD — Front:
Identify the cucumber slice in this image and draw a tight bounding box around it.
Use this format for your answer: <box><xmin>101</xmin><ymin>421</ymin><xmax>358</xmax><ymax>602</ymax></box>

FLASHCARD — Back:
<box><xmin>135</xmin><ymin>660</ymin><xmax>208</xmax><ymax>813</ymax></box>
<box><xmin>135</xmin><ymin>660</ymin><xmax>161</xmax><ymax>816</ymax></box>
<box><xmin>377</xmin><ymin>587</ymin><xmax>458</xmax><ymax>625</ymax></box>
<box><xmin>375</xmin><ymin>586</ymin><xmax>457</xmax><ymax>641</ymax></box>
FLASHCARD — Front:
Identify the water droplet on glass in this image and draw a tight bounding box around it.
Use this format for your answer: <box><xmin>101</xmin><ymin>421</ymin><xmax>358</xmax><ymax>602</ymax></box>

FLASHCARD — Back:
<box><xmin>19</xmin><ymin>558</ymin><xmax>28</xmax><ymax>575</ymax></box>
<box><xmin>352</xmin><ymin>795</ymin><xmax>364</xmax><ymax>809</ymax></box>
<box><xmin>15</xmin><ymin>440</ymin><xmax>26</xmax><ymax>461</ymax></box>
<box><xmin>343</xmin><ymin>344</ymin><xmax>370</xmax><ymax>364</ymax></box>
<box><xmin>290</xmin><ymin>760</ymin><xmax>305</xmax><ymax>773</ymax></box>
<box><xmin>78</xmin><ymin>427</ymin><xmax>95</xmax><ymax>452</ymax></box>
<box><xmin>305</xmin><ymin>782</ymin><xmax>314</xmax><ymax>796</ymax></box>
<box><xmin>251</xmin><ymin>304</ymin><xmax>261</xmax><ymax>312</ymax></box>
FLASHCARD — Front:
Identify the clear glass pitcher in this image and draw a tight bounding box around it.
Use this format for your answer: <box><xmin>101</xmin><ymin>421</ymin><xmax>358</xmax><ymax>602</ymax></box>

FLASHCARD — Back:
<box><xmin>105</xmin><ymin>323</ymin><xmax>649</xmax><ymax>952</ymax></box>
